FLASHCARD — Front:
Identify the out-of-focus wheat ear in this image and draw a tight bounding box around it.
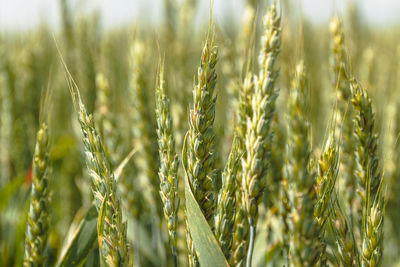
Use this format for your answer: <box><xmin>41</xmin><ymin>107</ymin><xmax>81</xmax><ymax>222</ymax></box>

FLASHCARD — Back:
<box><xmin>24</xmin><ymin>123</ymin><xmax>50</xmax><ymax>267</ymax></box>
<box><xmin>350</xmin><ymin>78</ymin><xmax>381</xmax><ymax>210</ymax></box>
<box><xmin>95</xmin><ymin>72</ymin><xmax>109</xmax><ymax>139</ymax></box>
<box><xmin>360</xmin><ymin>48</ymin><xmax>376</xmax><ymax>90</ymax></box>
<box><xmin>215</xmin><ymin>138</ymin><xmax>240</xmax><ymax>260</ymax></box>
<box><xmin>237</xmin><ymin>73</ymin><xmax>255</xmax><ymax>151</ymax></box>
<box><xmin>0</xmin><ymin>70</ymin><xmax>12</xmax><ymax>187</ymax></box>
<box><xmin>237</xmin><ymin>4</ymin><xmax>256</xmax><ymax>76</ymax></box>
<box><xmin>386</xmin><ymin>100</ymin><xmax>400</xmax><ymax>251</ymax></box>
<box><xmin>330</xmin><ymin>17</ymin><xmax>351</xmax><ymax>102</ymax></box>
<box><xmin>95</xmin><ymin>72</ymin><xmax>122</xmax><ymax>167</ymax></box>
<box><xmin>128</xmin><ymin>40</ymin><xmax>161</xmax><ymax>217</ymax></box>
<box><xmin>155</xmin><ymin>60</ymin><xmax>180</xmax><ymax>266</ymax></box>
<box><xmin>283</xmin><ymin>61</ymin><xmax>322</xmax><ymax>266</ymax></box>
<box><xmin>314</xmin><ymin>131</ymin><xmax>339</xmax><ymax>265</ymax></box>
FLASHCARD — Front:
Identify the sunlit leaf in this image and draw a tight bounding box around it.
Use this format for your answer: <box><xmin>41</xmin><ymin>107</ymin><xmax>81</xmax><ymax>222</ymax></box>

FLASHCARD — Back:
<box><xmin>58</xmin><ymin>205</ymin><xmax>98</xmax><ymax>267</ymax></box>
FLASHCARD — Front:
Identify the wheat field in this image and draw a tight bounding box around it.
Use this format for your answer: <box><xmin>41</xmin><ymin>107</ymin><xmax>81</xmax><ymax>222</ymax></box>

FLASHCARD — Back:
<box><xmin>0</xmin><ymin>0</ymin><xmax>400</xmax><ymax>266</ymax></box>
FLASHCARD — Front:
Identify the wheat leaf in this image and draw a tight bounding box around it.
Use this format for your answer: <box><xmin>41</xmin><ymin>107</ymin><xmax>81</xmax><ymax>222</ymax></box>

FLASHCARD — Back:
<box><xmin>184</xmin><ymin>163</ymin><xmax>229</xmax><ymax>267</ymax></box>
<box><xmin>57</xmin><ymin>205</ymin><xmax>98</xmax><ymax>267</ymax></box>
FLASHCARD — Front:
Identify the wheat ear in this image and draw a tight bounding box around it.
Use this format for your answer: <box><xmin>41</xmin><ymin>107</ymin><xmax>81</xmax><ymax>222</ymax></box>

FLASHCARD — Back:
<box><xmin>182</xmin><ymin>29</ymin><xmax>218</xmax><ymax>267</ymax></box>
<box><xmin>215</xmin><ymin>138</ymin><xmax>240</xmax><ymax>260</ymax></box>
<box><xmin>155</xmin><ymin>61</ymin><xmax>180</xmax><ymax>266</ymax></box>
<box><xmin>61</xmin><ymin>61</ymin><xmax>129</xmax><ymax>266</ymax></box>
<box><xmin>283</xmin><ymin>62</ymin><xmax>321</xmax><ymax>266</ymax></box>
<box><xmin>24</xmin><ymin>123</ymin><xmax>50</xmax><ymax>267</ymax></box>
<box><xmin>241</xmin><ymin>3</ymin><xmax>281</xmax><ymax>266</ymax></box>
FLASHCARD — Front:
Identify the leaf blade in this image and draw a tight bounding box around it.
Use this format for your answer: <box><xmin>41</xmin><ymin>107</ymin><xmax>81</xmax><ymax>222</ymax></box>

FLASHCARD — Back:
<box><xmin>57</xmin><ymin>205</ymin><xmax>98</xmax><ymax>267</ymax></box>
<box><xmin>183</xmin><ymin>164</ymin><xmax>228</xmax><ymax>267</ymax></box>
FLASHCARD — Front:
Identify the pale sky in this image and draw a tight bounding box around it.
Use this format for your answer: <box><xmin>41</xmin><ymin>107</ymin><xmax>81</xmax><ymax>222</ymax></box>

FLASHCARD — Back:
<box><xmin>0</xmin><ymin>0</ymin><xmax>399</xmax><ymax>32</ymax></box>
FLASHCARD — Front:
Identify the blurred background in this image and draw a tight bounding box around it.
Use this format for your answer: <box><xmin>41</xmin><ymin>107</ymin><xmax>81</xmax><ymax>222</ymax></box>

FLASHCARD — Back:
<box><xmin>1</xmin><ymin>0</ymin><xmax>400</xmax><ymax>31</ymax></box>
<box><xmin>1</xmin><ymin>0</ymin><xmax>400</xmax><ymax>266</ymax></box>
